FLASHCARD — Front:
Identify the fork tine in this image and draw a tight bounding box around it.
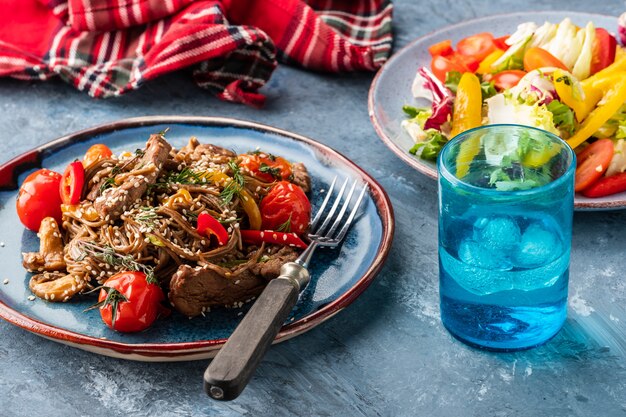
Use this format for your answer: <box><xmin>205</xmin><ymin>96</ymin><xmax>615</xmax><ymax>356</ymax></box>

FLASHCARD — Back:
<box><xmin>310</xmin><ymin>176</ymin><xmax>337</xmax><ymax>230</ymax></box>
<box><xmin>333</xmin><ymin>184</ymin><xmax>368</xmax><ymax>243</ymax></box>
<box><xmin>315</xmin><ymin>177</ymin><xmax>349</xmax><ymax>236</ymax></box>
<box><xmin>325</xmin><ymin>179</ymin><xmax>357</xmax><ymax>238</ymax></box>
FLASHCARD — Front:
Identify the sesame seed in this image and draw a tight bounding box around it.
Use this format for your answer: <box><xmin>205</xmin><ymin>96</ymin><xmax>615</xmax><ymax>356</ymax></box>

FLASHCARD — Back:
<box><xmin>2</xmin><ymin>279</ymin><xmax>8</xmax><ymax>285</ymax></box>
<box><xmin>28</xmin><ymin>295</ymin><xmax>36</xmax><ymax>301</ymax></box>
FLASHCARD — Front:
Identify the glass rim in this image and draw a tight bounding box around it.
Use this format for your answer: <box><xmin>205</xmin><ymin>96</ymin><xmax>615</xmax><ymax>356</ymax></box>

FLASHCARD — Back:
<box><xmin>438</xmin><ymin>124</ymin><xmax>576</xmax><ymax>197</ymax></box>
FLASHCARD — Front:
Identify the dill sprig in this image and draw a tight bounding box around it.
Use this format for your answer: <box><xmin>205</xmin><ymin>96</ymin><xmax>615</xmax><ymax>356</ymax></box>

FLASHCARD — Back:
<box><xmin>186</xmin><ymin>211</ymin><xmax>199</xmax><ymax>223</ymax></box>
<box><xmin>276</xmin><ymin>214</ymin><xmax>292</xmax><ymax>232</ymax></box>
<box><xmin>165</xmin><ymin>168</ymin><xmax>205</xmax><ymax>185</ymax></box>
<box><xmin>136</xmin><ymin>206</ymin><xmax>160</xmax><ymax>231</ymax></box>
<box><xmin>221</xmin><ymin>160</ymin><xmax>245</xmax><ymax>204</ymax></box>
<box><xmin>99</xmin><ymin>177</ymin><xmax>117</xmax><ymax>193</ymax></box>
<box><xmin>84</xmin><ymin>286</ymin><xmax>128</xmax><ymax>329</ymax></box>
<box><xmin>98</xmin><ymin>161</ymin><xmax>128</xmax><ymax>194</ymax></box>
<box><xmin>76</xmin><ymin>241</ymin><xmax>157</xmax><ymax>284</ymax></box>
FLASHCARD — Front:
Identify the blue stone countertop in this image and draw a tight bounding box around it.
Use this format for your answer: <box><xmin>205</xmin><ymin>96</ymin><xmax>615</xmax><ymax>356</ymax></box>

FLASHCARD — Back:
<box><xmin>2</xmin><ymin>1</ymin><xmax>626</xmax><ymax>416</ymax></box>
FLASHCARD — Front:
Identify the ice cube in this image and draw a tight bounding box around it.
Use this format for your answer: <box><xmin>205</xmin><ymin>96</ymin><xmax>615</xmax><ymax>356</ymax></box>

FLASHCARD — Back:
<box><xmin>447</xmin><ymin>239</ymin><xmax>514</xmax><ymax>295</ymax></box>
<box><xmin>514</xmin><ymin>223</ymin><xmax>561</xmax><ymax>269</ymax></box>
<box><xmin>458</xmin><ymin>239</ymin><xmax>513</xmax><ymax>271</ymax></box>
<box><xmin>473</xmin><ymin>216</ymin><xmax>521</xmax><ymax>252</ymax></box>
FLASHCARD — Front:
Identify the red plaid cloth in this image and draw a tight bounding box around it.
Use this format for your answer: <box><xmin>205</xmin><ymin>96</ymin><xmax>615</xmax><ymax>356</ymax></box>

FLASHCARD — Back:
<box><xmin>0</xmin><ymin>0</ymin><xmax>393</xmax><ymax>107</ymax></box>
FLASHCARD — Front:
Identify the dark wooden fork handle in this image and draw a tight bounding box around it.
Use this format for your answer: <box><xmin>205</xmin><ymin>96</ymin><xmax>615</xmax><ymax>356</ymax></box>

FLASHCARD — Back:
<box><xmin>204</xmin><ymin>263</ymin><xmax>309</xmax><ymax>401</ymax></box>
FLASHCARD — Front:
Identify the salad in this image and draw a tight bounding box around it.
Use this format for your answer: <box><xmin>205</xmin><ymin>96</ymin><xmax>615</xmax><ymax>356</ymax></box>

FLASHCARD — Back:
<box><xmin>402</xmin><ymin>15</ymin><xmax>626</xmax><ymax>197</ymax></box>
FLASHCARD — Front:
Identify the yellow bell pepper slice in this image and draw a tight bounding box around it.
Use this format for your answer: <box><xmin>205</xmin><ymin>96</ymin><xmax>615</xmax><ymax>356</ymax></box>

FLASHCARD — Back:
<box><xmin>238</xmin><ymin>189</ymin><xmax>262</xmax><ymax>230</ymax></box>
<box><xmin>205</xmin><ymin>171</ymin><xmax>262</xmax><ymax>230</ymax></box>
<box><xmin>581</xmin><ymin>55</ymin><xmax>626</xmax><ymax>88</ymax></box>
<box><xmin>552</xmin><ymin>69</ymin><xmax>600</xmax><ymax>122</ymax></box>
<box><xmin>451</xmin><ymin>73</ymin><xmax>483</xmax><ymax>178</ymax></box>
<box><xmin>477</xmin><ymin>49</ymin><xmax>504</xmax><ymax>74</ymax></box>
<box><xmin>61</xmin><ymin>203</ymin><xmax>100</xmax><ymax>222</ymax></box>
<box><xmin>567</xmin><ymin>77</ymin><xmax>626</xmax><ymax>149</ymax></box>
<box><xmin>523</xmin><ymin>142</ymin><xmax>561</xmax><ymax>168</ymax></box>
<box><xmin>165</xmin><ymin>189</ymin><xmax>193</xmax><ymax>207</ymax></box>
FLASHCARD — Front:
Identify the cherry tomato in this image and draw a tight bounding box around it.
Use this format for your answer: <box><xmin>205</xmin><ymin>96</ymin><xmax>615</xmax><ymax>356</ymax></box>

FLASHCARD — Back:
<box><xmin>83</xmin><ymin>144</ymin><xmax>113</xmax><ymax>167</ymax></box>
<box><xmin>456</xmin><ymin>33</ymin><xmax>497</xmax><ymax>62</ymax></box>
<box><xmin>454</xmin><ymin>54</ymin><xmax>479</xmax><ymax>72</ymax></box>
<box><xmin>16</xmin><ymin>169</ymin><xmax>62</xmax><ymax>231</ymax></box>
<box><xmin>429</xmin><ymin>39</ymin><xmax>454</xmax><ymax>57</ymax></box>
<box><xmin>523</xmin><ymin>47</ymin><xmax>568</xmax><ymax>72</ymax></box>
<box><xmin>431</xmin><ymin>54</ymin><xmax>478</xmax><ymax>82</ymax></box>
<box><xmin>98</xmin><ymin>271</ymin><xmax>165</xmax><ymax>333</ymax></box>
<box><xmin>493</xmin><ymin>35</ymin><xmax>510</xmax><ymax>51</ymax></box>
<box><xmin>260</xmin><ymin>181</ymin><xmax>311</xmax><ymax>234</ymax></box>
<box><xmin>581</xmin><ymin>172</ymin><xmax>626</xmax><ymax>197</ymax></box>
<box><xmin>60</xmin><ymin>161</ymin><xmax>85</xmax><ymax>205</ymax></box>
<box><xmin>239</xmin><ymin>153</ymin><xmax>292</xmax><ymax>183</ymax></box>
<box><xmin>491</xmin><ymin>70</ymin><xmax>527</xmax><ymax>90</ymax></box>
<box><xmin>590</xmin><ymin>28</ymin><xmax>617</xmax><ymax>75</ymax></box>
<box><xmin>196</xmin><ymin>212</ymin><xmax>229</xmax><ymax>246</ymax></box>
<box><xmin>574</xmin><ymin>138</ymin><xmax>614</xmax><ymax>192</ymax></box>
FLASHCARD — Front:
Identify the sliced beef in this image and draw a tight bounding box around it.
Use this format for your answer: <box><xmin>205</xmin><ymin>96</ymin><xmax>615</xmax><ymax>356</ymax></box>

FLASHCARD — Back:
<box><xmin>249</xmin><ymin>246</ymin><xmax>298</xmax><ymax>279</ymax></box>
<box><xmin>169</xmin><ymin>265</ymin><xmax>267</xmax><ymax>317</ymax></box>
<box><xmin>291</xmin><ymin>162</ymin><xmax>310</xmax><ymax>193</ymax></box>
<box><xmin>93</xmin><ymin>134</ymin><xmax>172</xmax><ymax>220</ymax></box>
<box><xmin>192</xmin><ymin>143</ymin><xmax>236</xmax><ymax>164</ymax></box>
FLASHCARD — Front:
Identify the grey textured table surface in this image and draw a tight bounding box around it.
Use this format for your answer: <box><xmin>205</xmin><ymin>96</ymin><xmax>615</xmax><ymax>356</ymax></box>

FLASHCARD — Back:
<box><xmin>2</xmin><ymin>1</ymin><xmax>626</xmax><ymax>416</ymax></box>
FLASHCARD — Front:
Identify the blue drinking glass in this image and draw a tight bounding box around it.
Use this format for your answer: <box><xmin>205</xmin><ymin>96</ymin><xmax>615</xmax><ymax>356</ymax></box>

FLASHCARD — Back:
<box><xmin>437</xmin><ymin>124</ymin><xmax>575</xmax><ymax>351</ymax></box>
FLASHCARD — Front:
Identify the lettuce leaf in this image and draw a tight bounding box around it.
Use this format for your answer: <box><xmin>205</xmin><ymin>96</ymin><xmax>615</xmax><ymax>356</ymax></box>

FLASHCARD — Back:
<box><xmin>445</xmin><ymin>71</ymin><xmax>497</xmax><ymax>100</ymax></box>
<box><xmin>409</xmin><ymin>129</ymin><xmax>448</xmax><ymax>161</ymax></box>
<box><xmin>486</xmin><ymin>93</ymin><xmax>560</xmax><ymax>136</ymax></box>
<box><xmin>546</xmin><ymin>100</ymin><xmax>576</xmax><ymax>135</ymax></box>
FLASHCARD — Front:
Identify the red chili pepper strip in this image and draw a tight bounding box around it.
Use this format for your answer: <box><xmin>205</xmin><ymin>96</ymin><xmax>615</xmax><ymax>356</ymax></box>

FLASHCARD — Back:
<box><xmin>60</xmin><ymin>161</ymin><xmax>85</xmax><ymax>205</ymax></box>
<box><xmin>196</xmin><ymin>212</ymin><xmax>229</xmax><ymax>246</ymax></box>
<box><xmin>240</xmin><ymin>230</ymin><xmax>308</xmax><ymax>249</ymax></box>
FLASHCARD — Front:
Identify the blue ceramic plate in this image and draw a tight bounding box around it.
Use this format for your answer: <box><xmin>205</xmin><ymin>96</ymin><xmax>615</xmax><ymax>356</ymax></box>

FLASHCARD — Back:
<box><xmin>369</xmin><ymin>11</ymin><xmax>625</xmax><ymax>211</ymax></box>
<box><xmin>0</xmin><ymin>116</ymin><xmax>394</xmax><ymax>361</ymax></box>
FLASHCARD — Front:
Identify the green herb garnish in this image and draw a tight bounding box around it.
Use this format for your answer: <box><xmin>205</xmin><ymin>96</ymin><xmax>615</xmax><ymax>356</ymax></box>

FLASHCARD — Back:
<box><xmin>84</xmin><ymin>286</ymin><xmax>128</xmax><ymax>328</ymax></box>
<box><xmin>276</xmin><ymin>214</ymin><xmax>292</xmax><ymax>232</ymax></box>
<box><xmin>220</xmin><ymin>160</ymin><xmax>245</xmax><ymax>204</ymax></box>
<box><xmin>259</xmin><ymin>162</ymin><xmax>282</xmax><ymax>179</ymax></box>
<box><xmin>76</xmin><ymin>241</ymin><xmax>157</xmax><ymax>284</ymax></box>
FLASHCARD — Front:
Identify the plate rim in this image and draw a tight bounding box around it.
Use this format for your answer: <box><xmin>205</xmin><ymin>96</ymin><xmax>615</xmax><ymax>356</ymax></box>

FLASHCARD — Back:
<box><xmin>0</xmin><ymin>115</ymin><xmax>395</xmax><ymax>360</ymax></box>
<box><xmin>368</xmin><ymin>10</ymin><xmax>626</xmax><ymax>210</ymax></box>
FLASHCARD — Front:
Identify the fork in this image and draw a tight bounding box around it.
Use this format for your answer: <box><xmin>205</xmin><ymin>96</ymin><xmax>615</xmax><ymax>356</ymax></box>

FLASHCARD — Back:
<box><xmin>204</xmin><ymin>177</ymin><xmax>368</xmax><ymax>401</ymax></box>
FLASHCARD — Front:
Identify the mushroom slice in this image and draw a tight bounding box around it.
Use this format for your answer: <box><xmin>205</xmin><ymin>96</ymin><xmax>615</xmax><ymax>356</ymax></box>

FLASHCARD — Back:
<box><xmin>22</xmin><ymin>217</ymin><xmax>66</xmax><ymax>272</ymax></box>
<box><xmin>29</xmin><ymin>272</ymin><xmax>86</xmax><ymax>302</ymax></box>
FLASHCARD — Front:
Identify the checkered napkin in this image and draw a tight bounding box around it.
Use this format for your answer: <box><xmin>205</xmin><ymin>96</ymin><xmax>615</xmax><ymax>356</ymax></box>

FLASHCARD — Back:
<box><xmin>0</xmin><ymin>0</ymin><xmax>393</xmax><ymax>107</ymax></box>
